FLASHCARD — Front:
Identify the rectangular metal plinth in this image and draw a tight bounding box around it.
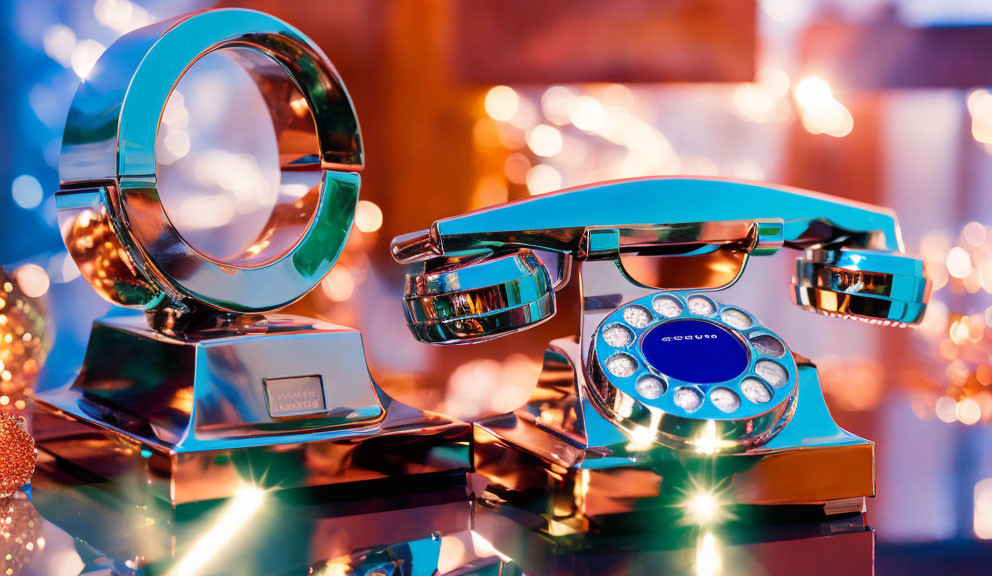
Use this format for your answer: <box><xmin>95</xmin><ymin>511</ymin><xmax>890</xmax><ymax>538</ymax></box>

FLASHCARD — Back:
<box><xmin>33</xmin><ymin>397</ymin><xmax>471</xmax><ymax>504</ymax></box>
<box><xmin>33</xmin><ymin>313</ymin><xmax>471</xmax><ymax>504</ymax></box>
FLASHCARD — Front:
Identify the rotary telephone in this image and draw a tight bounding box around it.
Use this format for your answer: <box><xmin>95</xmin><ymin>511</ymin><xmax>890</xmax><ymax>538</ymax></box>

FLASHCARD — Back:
<box><xmin>392</xmin><ymin>176</ymin><xmax>929</xmax><ymax>532</ymax></box>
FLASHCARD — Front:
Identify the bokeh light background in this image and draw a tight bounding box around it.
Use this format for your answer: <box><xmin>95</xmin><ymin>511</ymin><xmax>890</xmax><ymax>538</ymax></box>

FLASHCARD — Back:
<box><xmin>1</xmin><ymin>0</ymin><xmax>992</xmax><ymax>570</ymax></box>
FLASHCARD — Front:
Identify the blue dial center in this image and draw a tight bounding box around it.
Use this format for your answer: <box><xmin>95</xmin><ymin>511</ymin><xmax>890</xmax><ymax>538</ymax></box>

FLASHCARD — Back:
<box><xmin>640</xmin><ymin>319</ymin><xmax>748</xmax><ymax>384</ymax></box>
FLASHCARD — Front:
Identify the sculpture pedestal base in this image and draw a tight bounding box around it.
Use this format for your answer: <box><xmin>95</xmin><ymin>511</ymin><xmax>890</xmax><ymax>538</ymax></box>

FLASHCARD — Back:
<box><xmin>33</xmin><ymin>313</ymin><xmax>471</xmax><ymax>504</ymax></box>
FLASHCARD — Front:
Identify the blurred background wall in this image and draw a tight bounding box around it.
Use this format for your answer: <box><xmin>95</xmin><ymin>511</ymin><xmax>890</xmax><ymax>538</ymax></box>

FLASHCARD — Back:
<box><xmin>2</xmin><ymin>0</ymin><xmax>992</xmax><ymax>568</ymax></box>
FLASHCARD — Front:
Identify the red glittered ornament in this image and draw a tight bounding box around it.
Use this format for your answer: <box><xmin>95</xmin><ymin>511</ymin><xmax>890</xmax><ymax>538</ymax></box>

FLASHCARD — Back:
<box><xmin>0</xmin><ymin>413</ymin><xmax>35</xmax><ymax>497</ymax></box>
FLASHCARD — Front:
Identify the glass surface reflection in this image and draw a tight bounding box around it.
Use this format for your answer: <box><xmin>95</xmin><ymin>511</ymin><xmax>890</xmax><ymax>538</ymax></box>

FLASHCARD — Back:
<box><xmin>6</xmin><ymin>469</ymin><xmax>876</xmax><ymax>576</ymax></box>
<box><xmin>14</xmin><ymin>455</ymin><xmax>481</xmax><ymax>576</ymax></box>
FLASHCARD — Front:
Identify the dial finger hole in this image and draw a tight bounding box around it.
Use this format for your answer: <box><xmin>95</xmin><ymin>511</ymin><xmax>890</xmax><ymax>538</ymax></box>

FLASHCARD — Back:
<box><xmin>673</xmin><ymin>387</ymin><xmax>703</xmax><ymax>411</ymax></box>
<box><xmin>755</xmin><ymin>360</ymin><xmax>788</xmax><ymax>388</ymax></box>
<box><xmin>750</xmin><ymin>334</ymin><xmax>786</xmax><ymax>357</ymax></box>
<box><xmin>635</xmin><ymin>375</ymin><xmax>666</xmax><ymax>399</ymax></box>
<box><xmin>606</xmin><ymin>353</ymin><xmax>638</xmax><ymax>378</ymax></box>
<box><xmin>721</xmin><ymin>308</ymin><xmax>752</xmax><ymax>330</ymax></box>
<box><xmin>652</xmin><ymin>295</ymin><xmax>683</xmax><ymax>318</ymax></box>
<box><xmin>602</xmin><ymin>324</ymin><xmax>634</xmax><ymax>347</ymax></box>
<box><xmin>623</xmin><ymin>305</ymin><xmax>652</xmax><ymax>329</ymax></box>
<box><xmin>741</xmin><ymin>377</ymin><xmax>773</xmax><ymax>403</ymax></box>
<box><xmin>687</xmin><ymin>295</ymin><xmax>716</xmax><ymax>316</ymax></box>
<box><xmin>710</xmin><ymin>387</ymin><xmax>740</xmax><ymax>413</ymax></box>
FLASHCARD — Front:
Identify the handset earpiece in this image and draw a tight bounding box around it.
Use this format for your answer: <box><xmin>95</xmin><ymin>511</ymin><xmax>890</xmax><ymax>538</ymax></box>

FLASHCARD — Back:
<box><xmin>792</xmin><ymin>248</ymin><xmax>930</xmax><ymax>326</ymax></box>
<box><xmin>402</xmin><ymin>248</ymin><xmax>556</xmax><ymax>343</ymax></box>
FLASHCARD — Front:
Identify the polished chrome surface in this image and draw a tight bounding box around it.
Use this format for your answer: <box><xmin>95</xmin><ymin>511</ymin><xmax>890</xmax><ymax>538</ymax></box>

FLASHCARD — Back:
<box><xmin>402</xmin><ymin>249</ymin><xmax>555</xmax><ymax>343</ymax></box>
<box><xmin>588</xmin><ymin>292</ymin><xmax>799</xmax><ymax>451</ymax></box>
<box><xmin>37</xmin><ymin>9</ymin><xmax>474</xmax><ymax>505</ymax></box>
<box><xmin>57</xmin><ymin>8</ymin><xmax>363</xmax><ymax>314</ymax></box>
<box><xmin>48</xmin><ymin>314</ymin><xmax>385</xmax><ymax>446</ymax></box>
<box><xmin>472</xmin><ymin>337</ymin><xmax>874</xmax><ymax>527</ymax></box>
<box><xmin>389</xmin><ymin>176</ymin><xmax>915</xmax><ymax>529</ymax></box>
<box><xmin>391</xmin><ymin>176</ymin><xmax>905</xmax><ymax>263</ymax></box>
<box><xmin>34</xmin><ymin>313</ymin><xmax>471</xmax><ymax>503</ymax></box>
<box><xmin>392</xmin><ymin>177</ymin><xmax>930</xmax><ymax>344</ymax></box>
<box><xmin>793</xmin><ymin>248</ymin><xmax>931</xmax><ymax>325</ymax></box>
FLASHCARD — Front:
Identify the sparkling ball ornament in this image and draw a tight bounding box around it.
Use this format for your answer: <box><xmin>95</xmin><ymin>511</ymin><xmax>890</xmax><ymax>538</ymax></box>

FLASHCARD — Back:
<box><xmin>0</xmin><ymin>493</ymin><xmax>43</xmax><ymax>575</ymax></box>
<box><xmin>0</xmin><ymin>414</ymin><xmax>35</xmax><ymax>497</ymax></box>
<box><xmin>0</xmin><ymin>266</ymin><xmax>51</xmax><ymax>405</ymax></box>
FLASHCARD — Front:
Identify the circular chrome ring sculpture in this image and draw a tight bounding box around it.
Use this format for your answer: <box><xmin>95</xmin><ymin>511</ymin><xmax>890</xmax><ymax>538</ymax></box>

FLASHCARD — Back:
<box><xmin>56</xmin><ymin>9</ymin><xmax>363</xmax><ymax>313</ymax></box>
<box><xmin>590</xmin><ymin>292</ymin><xmax>799</xmax><ymax>451</ymax></box>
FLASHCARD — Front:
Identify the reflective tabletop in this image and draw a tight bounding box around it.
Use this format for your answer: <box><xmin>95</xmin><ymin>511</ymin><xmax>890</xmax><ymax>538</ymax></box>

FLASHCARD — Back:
<box><xmin>3</xmin><ymin>430</ymin><xmax>878</xmax><ymax>576</ymax></box>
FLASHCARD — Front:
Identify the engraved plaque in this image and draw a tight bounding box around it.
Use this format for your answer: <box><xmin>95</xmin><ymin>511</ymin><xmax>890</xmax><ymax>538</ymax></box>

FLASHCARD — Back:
<box><xmin>264</xmin><ymin>375</ymin><xmax>327</xmax><ymax>418</ymax></box>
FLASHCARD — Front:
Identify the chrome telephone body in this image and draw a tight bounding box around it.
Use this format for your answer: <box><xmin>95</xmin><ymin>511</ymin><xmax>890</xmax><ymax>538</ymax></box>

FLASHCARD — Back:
<box><xmin>393</xmin><ymin>177</ymin><xmax>929</xmax><ymax>532</ymax></box>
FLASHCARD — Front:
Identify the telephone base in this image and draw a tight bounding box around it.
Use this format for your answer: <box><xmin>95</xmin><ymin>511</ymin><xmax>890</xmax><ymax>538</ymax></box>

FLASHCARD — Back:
<box><xmin>470</xmin><ymin>337</ymin><xmax>873</xmax><ymax>533</ymax></box>
<box><xmin>32</xmin><ymin>313</ymin><xmax>471</xmax><ymax>504</ymax></box>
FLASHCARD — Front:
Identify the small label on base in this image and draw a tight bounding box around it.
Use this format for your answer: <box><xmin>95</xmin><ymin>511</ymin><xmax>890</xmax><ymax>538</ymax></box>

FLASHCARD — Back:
<box><xmin>264</xmin><ymin>375</ymin><xmax>326</xmax><ymax>418</ymax></box>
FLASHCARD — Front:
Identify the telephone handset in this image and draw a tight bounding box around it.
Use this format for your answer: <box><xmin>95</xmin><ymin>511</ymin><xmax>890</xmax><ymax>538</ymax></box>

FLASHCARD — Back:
<box><xmin>394</xmin><ymin>177</ymin><xmax>926</xmax><ymax>338</ymax></box>
<box><xmin>392</xmin><ymin>177</ymin><xmax>930</xmax><ymax>530</ymax></box>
